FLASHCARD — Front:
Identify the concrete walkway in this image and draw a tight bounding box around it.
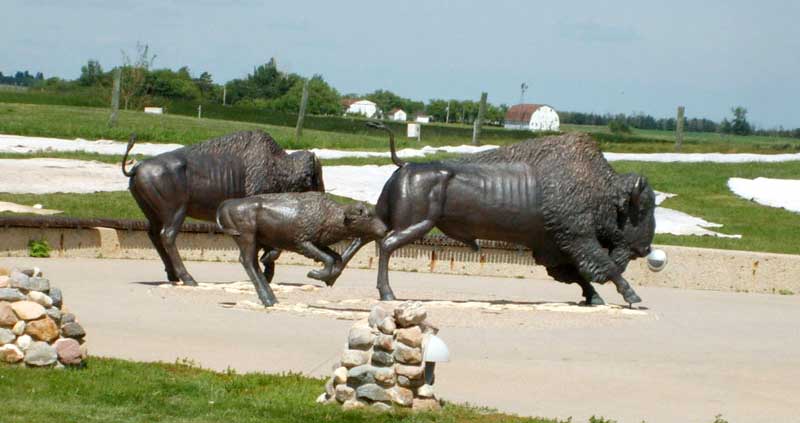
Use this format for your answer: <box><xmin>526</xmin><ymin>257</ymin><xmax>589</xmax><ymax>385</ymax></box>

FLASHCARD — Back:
<box><xmin>3</xmin><ymin>257</ymin><xmax>798</xmax><ymax>423</ymax></box>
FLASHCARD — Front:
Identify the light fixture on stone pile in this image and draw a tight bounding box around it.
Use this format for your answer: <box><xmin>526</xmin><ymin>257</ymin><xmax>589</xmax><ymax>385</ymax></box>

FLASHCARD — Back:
<box><xmin>422</xmin><ymin>333</ymin><xmax>449</xmax><ymax>386</ymax></box>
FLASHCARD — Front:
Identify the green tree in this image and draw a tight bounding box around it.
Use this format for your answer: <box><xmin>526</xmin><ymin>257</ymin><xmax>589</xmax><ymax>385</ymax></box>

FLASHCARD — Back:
<box><xmin>226</xmin><ymin>58</ymin><xmax>300</xmax><ymax>104</ymax></box>
<box><xmin>78</xmin><ymin>60</ymin><xmax>104</xmax><ymax>86</ymax></box>
<box><xmin>273</xmin><ymin>75</ymin><xmax>341</xmax><ymax>115</ymax></box>
<box><xmin>730</xmin><ymin>106</ymin><xmax>752</xmax><ymax>135</ymax></box>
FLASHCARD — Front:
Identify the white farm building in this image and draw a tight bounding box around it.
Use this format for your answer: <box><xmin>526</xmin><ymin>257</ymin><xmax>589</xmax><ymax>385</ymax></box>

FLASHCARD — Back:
<box><xmin>388</xmin><ymin>108</ymin><xmax>407</xmax><ymax>121</ymax></box>
<box><xmin>504</xmin><ymin>104</ymin><xmax>560</xmax><ymax>131</ymax></box>
<box><xmin>342</xmin><ymin>99</ymin><xmax>378</xmax><ymax>118</ymax></box>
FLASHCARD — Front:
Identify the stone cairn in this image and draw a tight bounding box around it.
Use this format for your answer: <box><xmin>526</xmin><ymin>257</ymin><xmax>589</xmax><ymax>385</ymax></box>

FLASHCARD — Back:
<box><xmin>319</xmin><ymin>301</ymin><xmax>442</xmax><ymax>411</ymax></box>
<box><xmin>0</xmin><ymin>266</ymin><xmax>87</xmax><ymax>368</ymax></box>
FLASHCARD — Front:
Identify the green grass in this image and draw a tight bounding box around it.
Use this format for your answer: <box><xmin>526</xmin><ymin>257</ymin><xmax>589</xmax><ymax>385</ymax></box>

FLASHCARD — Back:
<box><xmin>1</xmin><ymin>160</ymin><xmax>798</xmax><ymax>255</ymax></box>
<box><xmin>0</xmin><ymin>357</ymin><xmax>571</xmax><ymax>423</ymax></box>
<box><xmin>2</xmin><ymin>102</ymin><xmax>799</xmax><ymax>153</ymax></box>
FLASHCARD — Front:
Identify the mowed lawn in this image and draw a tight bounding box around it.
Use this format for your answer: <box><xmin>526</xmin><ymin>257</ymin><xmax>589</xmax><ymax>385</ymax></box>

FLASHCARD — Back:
<box><xmin>1</xmin><ymin>159</ymin><xmax>798</xmax><ymax>255</ymax></box>
<box><xmin>2</xmin><ymin>102</ymin><xmax>800</xmax><ymax>153</ymax></box>
<box><xmin>0</xmin><ymin>357</ymin><xmax>576</xmax><ymax>423</ymax></box>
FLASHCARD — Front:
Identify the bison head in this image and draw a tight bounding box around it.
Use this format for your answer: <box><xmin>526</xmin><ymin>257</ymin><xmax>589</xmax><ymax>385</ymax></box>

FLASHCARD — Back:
<box><xmin>344</xmin><ymin>202</ymin><xmax>388</xmax><ymax>240</ymax></box>
<box><xmin>287</xmin><ymin>151</ymin><xmax>326</xmax><ymax>193</ymax></box>
<box><xmin>619</xmin><ymin>174</ymin><xmax>656</xmax><ymax>259</ymax></box>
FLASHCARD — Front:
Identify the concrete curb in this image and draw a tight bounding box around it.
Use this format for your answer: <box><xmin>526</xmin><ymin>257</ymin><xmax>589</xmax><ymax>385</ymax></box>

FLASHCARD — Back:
<box><xmin>1</xmin><ymin>226</ymin><xmax>797</xmax><ymax>295</ymax></box>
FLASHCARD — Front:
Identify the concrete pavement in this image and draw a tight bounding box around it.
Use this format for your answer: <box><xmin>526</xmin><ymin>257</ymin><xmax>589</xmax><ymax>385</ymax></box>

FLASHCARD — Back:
<box><xmin>2</xmin><ymin>257</ymin><xmax>798</xmax><ymax>423</ymax></box>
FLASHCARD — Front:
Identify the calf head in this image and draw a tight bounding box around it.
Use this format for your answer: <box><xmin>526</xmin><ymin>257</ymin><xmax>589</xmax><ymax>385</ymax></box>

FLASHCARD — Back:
<box><xmin>344</xmin><ymin>202</ymin><xmax>388</xmax><ymax>240</ymax></box>
<box><xmin>619</xmin><ymin>173</ymin><xmax>656</xmax><ymax>258</ymax></box>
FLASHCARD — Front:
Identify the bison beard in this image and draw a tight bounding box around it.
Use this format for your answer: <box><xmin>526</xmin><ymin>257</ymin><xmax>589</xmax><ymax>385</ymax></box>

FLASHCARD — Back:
<box><xmin>122</xmin><ymin>130</ymin><xmax>324</xmax><ymax>286</ymax></box>
<box><xmin>366</xmin><ymin>123</ymin><xmax>656</xmax><ymax>306</ymax></box>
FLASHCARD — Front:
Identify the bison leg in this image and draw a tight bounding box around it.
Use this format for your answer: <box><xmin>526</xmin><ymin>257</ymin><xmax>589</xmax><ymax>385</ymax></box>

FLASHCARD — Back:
<box><xmin>259</xmin><ymin>248</ymin><xmax>281</xmax><ymax>284</ymax></box>
<box><xmin>376</xmin><ymin>173</ymin><xmax>450</xmax><ymax>301</ymax></box>
<box><xmin>236</xmin><ymin>237</ymin><xmax>277</xmax><ymax>307</ymax></box>
<box><xmin>546</xmin><ymin>265</ymin><xmax>605</xmax><ymax>306</ymax></box>
<box><xmin>562</xmin><ymin>236</ymin><xmax>642</xmax><ymax>306</ymax></box>
<box><xmin>324</xmin><ymin>238</ymin><xmax>368</xmax><ymax>286</ymax></box>
<box><xmin>159</xmin><ymin>205</ymin><xmax>197</xmax><ymax>286</ymax></box>
<box><xmin>300</xmin><ymin>242</ymin><xmax>340</xmax><ymax>286</ymax></box>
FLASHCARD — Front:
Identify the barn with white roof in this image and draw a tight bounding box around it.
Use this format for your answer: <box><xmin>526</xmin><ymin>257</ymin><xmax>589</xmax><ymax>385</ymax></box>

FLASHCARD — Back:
<box><xmin>504</xmin><ymin>104</ymin><xmax>560</xmax><ymax>131</ymax></box>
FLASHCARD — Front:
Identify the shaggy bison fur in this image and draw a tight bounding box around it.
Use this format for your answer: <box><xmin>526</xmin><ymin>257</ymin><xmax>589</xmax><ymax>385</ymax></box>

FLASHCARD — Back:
<box><xmin>216</xmin><ymin>192</ymin><xmax>387</xmax><ymax>306</ymax></box>
<box><xmin>122</xmin><ymin>130</ymin><xmax>324</xmax><ymax>286</ymax></box>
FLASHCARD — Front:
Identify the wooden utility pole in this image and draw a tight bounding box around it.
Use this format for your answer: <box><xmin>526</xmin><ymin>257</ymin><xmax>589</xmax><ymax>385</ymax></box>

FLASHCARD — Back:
<box><xmin>108</xmin><ymin>68</ymin><xmax>121</xmax><ymax>127</ymax></box>
<box><xmin>222</xmin><ymin>85</ymin><xmax>227</xmax><ymax>106</ymax></box>
<box><xmin>445</xmin><ymin>100</ymin><xmax>451</xmax><ymax>124</ymax></box>
<box><xmin>295</xmin><ymin>79</ymin><xmax>310</xmax><ymax>141</ymax></box>
<box><xmin>197</xmin><ymin>104</ymin><xmax>202</xmax><ymax>119</ymax></box>
<box><xmin>676</xmin><ymin>106</ymin><xmax>685</xmax><ymax>152</ymax></box>
<box><xmin>472</xmin><ymin>92</ymin><xmax>488</xmax><ymax>146</ymax></box>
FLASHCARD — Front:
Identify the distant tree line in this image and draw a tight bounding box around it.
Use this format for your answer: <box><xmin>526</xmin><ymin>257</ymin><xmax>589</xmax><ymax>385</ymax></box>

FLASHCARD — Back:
<box><xmin>0</xmin><ymin>70</ymin><xmax>44</xmax><ymax>86</ymax></box>
<box><xmin>3</xmin><ymin>44</ymin><xmax>798</xmax><ymax>138</ymax></box>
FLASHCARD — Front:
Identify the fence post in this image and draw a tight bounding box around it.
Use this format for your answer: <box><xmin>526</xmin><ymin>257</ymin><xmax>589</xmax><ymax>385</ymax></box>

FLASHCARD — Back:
<box><xmin>197</xmin><ymin>104</ymin><xmax>202</xmax><ymax>119</ymax></box>
<box><xmin>472</xmin><ymin>92</ymin><xmax>488</xmax><ymax>146</ymax></box>
<box><xmin>108</xmin><ymin>68</ymin><xmax>121</xmax><ymax>128</ymax></box>
<box><xmin>295</xmin><ymin>79</ymin><xmax>310</xmax><ymax>142</ymax></box>
<box><xmin>676</xmin><ymin>106</ymin><xmax>685</xmax><ymax>151</ymax></box>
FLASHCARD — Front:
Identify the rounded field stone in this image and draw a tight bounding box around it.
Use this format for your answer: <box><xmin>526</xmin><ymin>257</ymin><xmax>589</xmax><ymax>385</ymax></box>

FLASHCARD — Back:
<box><xmin>45</xmin><ymin>307</ymin><xmax>62</xmax><ymax>324</ymax></box>
<box><xmin>333</xmin><ymin>366</ymin><xmax>348</xmax><ymax>385</ymax></box>
<box><xmin>0</xmin><ymin>301</ymin><xmax>19</xmax><ymax>326</ymax></box>
<box><xmin>371</xmin><ymin>349</ymin><xmax>394</xmax><ymax>367</ymax></box>
<box><xmin>0</xmin><ymin>344</ymin><xmax>24</xmax><ymax>363</ymax></box>
<box><xmin>347</xmin><ymin>364</ymin><xmax>376</xmax><ymax>385</ymax></box>
<box><xmin>397</xmin><ymin>375</ymin><xmax>424</xmax><ymax>389</ymax></box>
<box><xmin>0</xmin><ymin>288</ymin><xmax>26</xmax><ymax>302</ymax></box>
<box><xmin>368</xmin><ymin>305</ymin><xmax>389</xmax><ymax>328</ymax></box>
<box><xmin>25</xmin><ymin>317</ymin><xmax>59</xmax><ymax>342</ymax></box>
<box><xmin>341</xmin><ymin>399</ymin><xmax>367</xmax><ymax>410</ymax></box>
<box><xmin>348</xmin><ymin>326</ymin><xmax>375</xmax><ymax>350</ymax></box>
<box><xmin>0</xmin><ymin>327</ymin><xmax>15</xmax><ymax>345</ymax></box>
<box><xmin>12</xmin><ymin>320</ymin><xmax>25</xmax><ymax>336</ymax></box>
<box><xmin>54</xmin><ymin>338</ymin><xmax>82</xmax><ymax>365</ymax></box>
<box><xmin>373</xmin><ymin>366</ymin><xmax>396</xmax><ymax>386</ymax></box>
<box><xmin>27</xmin><ymin>291</ymin><xmax>53</xmax><ymax>308</ymax></box>
<box><xmin>375</xmin><ymin>334</ymin><xmax>394</xmax><ymax>351</ymax></box>
<box><xmin>395</xmin><ymin>364</ymin><xmax>424</xmax><ymax>379</ymax></box>
<box><xmin>15</xmin><ymin>334</ymin><xmax>32</xmax><ymax>351</ymax></box>
<box><xmin>341</xmin><ymin>349</ymin><xmax>369</xmax><ymax>368</ymax></box>
<box><xmin>393</xmin><ymin>343</ymin><xmax>422</xmax><ymax>365</ymax></box>
<box><xmin>61</xmin><ymin>313</ymin><xmax>76</xmax><ymax>324</ymax></box>
<box><xmin>11</xmin><ymin>301</ymin><xmax>45</xmax><ymax>321</ymax></box>
<box><xmin>24</xmin><ymin>341</ymin><xmax>57</xmax><ymax>367</ymax></box>
<box><xmin>417</xmin><ymin>384</ymin><xmax>435</xmax><ymax>398</ymax></box>
<box><xmin>60</xmin><ymin>322</ymin><xmax>86</xmax><ymax>339</ymax></box>
<box><xmin>334</xmin><ymin>384</ymin><xmax>355</xmax><ymax>403</ymax></box>
<box><xmin>396</xmin><ymin>326</ymin><xmax>422</xmax><ymax>348</ymax></box>
<box><xmin>377</xmin><ymin>317</ymin><xmax>396</xmax><ymax>335</ymax></box>
<box><xmin>356</xmin><ymin>383</ymin><xmax>390</xmax><ymax>402</ymax></box>
<box><xmin>371</xmin><ymin>402</ymin><xmax>392</xmax><ymax>411</ymax></box>
<box><xmin>49</xmin><ymin>287</ymin><xmax>63</xmax><ymax>309</ymax></box>
<box><xmin>0</xmin><ymin>276</ymin><xmax>9</xmax><ymax>288</ymax></box>
<box><xmin>394</xmin><ymin>301</ymin><xmax>427</xmax><ymax>328</ymax></box>
<box><xmin>388</xmin><ymin>386</ymin><xmax>414</xmax><ymax>407</ymax></box>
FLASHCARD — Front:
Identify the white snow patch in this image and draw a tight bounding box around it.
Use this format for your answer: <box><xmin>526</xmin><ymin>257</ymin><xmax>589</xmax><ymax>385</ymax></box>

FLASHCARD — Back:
<box><xmin>3</xmin><ymin>133</ymin><xmax>799</xmax><ymax>163</ymax></box>
<box><xmin>0</xmin><ymin>159</ymin><xmax>739</xmax><ymax>238</ymax></box>
<box><xmin>0</xmin><ymin>134</ymin><xmax>183</xmax><ymax>156</ymax></box>
<box><xmin>728</xmin><ymin>177</ymin><xmax>800</xmax><ymax>213</ymax></box>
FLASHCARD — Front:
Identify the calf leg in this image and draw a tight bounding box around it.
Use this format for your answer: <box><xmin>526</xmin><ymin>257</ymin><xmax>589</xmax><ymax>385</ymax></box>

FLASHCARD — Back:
<box><xmin>546</xmin><ymin>264</ymin><xmax>605</xmax><ymax>306</ymax></box>
<box><xmin>298</xmin><ymin>242</ymin><xmax>339</xmax><ymax>285</ymax></box>
<box><xmin>236</xmin><ymin>237</ymin><xmax>277</xmax><ymax>307</ymax></box>
<box><xmin>259</xmin><ymin>248</ymin><xmax>281</xmax><ymax>284</ymax></box>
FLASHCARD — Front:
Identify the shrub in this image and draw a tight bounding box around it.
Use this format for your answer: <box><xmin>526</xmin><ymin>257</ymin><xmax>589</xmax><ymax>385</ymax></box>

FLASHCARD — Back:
<box><xmin>28</xmin><ymin>239</ymin><xmax>51</xmax><ymax>258</ymax></box>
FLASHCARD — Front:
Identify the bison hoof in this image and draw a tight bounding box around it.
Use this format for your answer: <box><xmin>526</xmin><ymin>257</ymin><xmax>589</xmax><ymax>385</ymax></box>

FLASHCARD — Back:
<box><xmin>307</xmin><ymin>269</ymin><xmax>332</xmax><ymax>282</ymax></box>
<box><xmin>584</xmin><ymin>294</ymin><xmax>605</xmax><ymax>306</ymax></box>
<box><xmin>179</xmin><ymin>276</ymin><xmax>198</xmax><ymax>287</ymax></box>
<box><xmin>378</xmin><ymin>289</ymin><xmax>396</xmax><ymax>301</ymax></box>
<box><xmin>623</xmin><ymin>290</ymin><xmax>642</xmax><ymax>305</ymax></box>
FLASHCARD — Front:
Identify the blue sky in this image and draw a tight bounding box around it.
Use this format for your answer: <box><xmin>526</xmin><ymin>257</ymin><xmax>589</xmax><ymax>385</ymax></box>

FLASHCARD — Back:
<box><xmin>3</xmin><ymin>0</ymin><xmax>799</xmax><ymax>128</ymax></box>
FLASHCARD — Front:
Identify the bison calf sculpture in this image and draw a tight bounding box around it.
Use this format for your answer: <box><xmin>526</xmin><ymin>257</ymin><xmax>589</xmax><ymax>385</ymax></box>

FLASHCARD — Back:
<box><xmin>216</xmin><ymin>192</ymin><xmax>387</xmax><ymax>306</ymax></box>
<box><xmin>122</xmin><ymin>130</ymin><xmax>324</xmax><ymax>286</ymax></box>
<box><xmin>366</xmin><ymin>122</ymin><xmax>656</xmax><ymax>306</ymax></box>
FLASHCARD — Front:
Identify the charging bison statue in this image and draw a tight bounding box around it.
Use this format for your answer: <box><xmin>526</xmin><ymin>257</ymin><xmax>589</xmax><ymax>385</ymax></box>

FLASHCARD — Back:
<box><xmin>365</xmin><ymin>122</ymin><xmax>656</xmax><ymax>306</ymax></box>
<box><xmin>121</xmin><ymin>130</ymin><xmax>325</xmax><ymax>286</ymax></box>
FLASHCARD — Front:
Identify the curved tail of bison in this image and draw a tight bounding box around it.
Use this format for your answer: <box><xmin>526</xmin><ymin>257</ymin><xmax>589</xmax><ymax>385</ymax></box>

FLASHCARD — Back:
<box><xmin>121</xmin><ymin>133</ymin><xmax>138</xmax><ymax>177</ymax></box>
<box><xmin>366</xmin><ymin>121</ymin><xmax>405</xmax><ymax>167</ymax></box>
